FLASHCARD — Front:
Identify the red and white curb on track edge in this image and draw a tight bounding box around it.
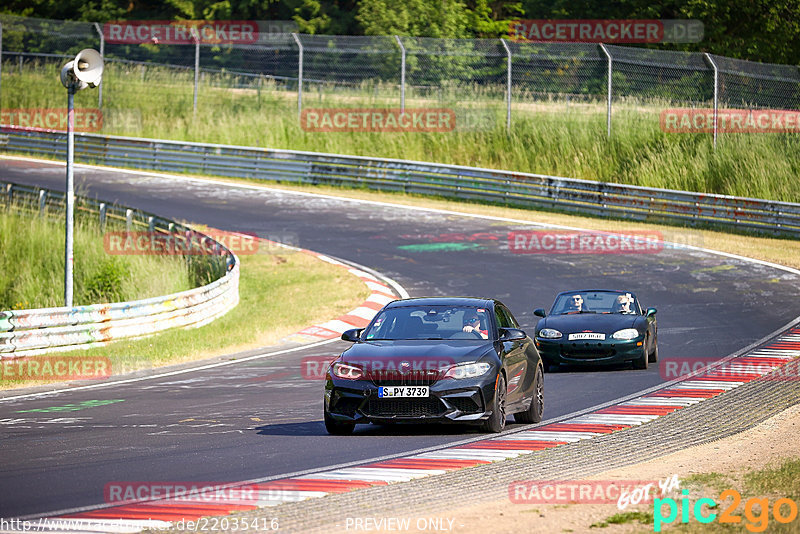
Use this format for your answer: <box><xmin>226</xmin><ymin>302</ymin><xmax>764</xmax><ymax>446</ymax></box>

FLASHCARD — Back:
<box><xmin>22</xmin><ymin>329</ymin><xmax>798</xmax><ymax>533</ymax></box>
<box><xmin>286</xmin><ymin>253</ymin><xmax>399</xmax><ymax>342</ymax></box>
<box><xmin>216</xmin><ymin>231</ymin><xmax>402</xmax><ymax>343</ymax></box>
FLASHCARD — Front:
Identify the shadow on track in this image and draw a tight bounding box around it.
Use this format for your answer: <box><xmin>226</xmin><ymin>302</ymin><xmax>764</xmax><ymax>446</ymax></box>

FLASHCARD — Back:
<box><xmin>255</xmin><ymin>421</ymin><xmax>528</xmax><ymax>437</ymax></box>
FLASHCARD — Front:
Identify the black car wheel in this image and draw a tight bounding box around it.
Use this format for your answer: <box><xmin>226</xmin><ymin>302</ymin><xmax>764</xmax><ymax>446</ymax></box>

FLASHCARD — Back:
<box><xmin>633</xmin><ymin>336</ymin><xmax>649</xmax><ymax>370</ymax></box>
<box><xmin>648</xmin><ymin>336</ymin><xmax>659</xmax><ymax>363</ymax></box>
<box><xmin>324</xmin><ymin>408</ymin><xmax>355</xmax><ymax>435</ymax></box>
<box><xmin>482</xmin><ymin>374</ymin><xmax>507</xmax><ymax>433</ymax></box>
<box><xmin>514</xmin><ymin>365</ymin><xmax>543</xmax><ymax>424</ymax></box>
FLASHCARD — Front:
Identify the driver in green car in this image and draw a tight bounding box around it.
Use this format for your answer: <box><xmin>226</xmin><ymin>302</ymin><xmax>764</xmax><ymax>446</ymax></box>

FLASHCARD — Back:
<box><xmin>613</xmin><ymin>293</ymin><xmax>635</xmax><ymax>314</ymax></box>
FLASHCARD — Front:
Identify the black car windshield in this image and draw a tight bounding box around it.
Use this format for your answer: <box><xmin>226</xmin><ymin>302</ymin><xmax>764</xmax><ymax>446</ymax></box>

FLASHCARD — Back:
<box><xmin>363</xmin><ymin>305</ymin><xmax>492</xmax><ymax>340</ymax></box>
<box><xmin>551</xmin><ymin>291</ymin><xmax>640</xmax><ymax>315</ymax></box>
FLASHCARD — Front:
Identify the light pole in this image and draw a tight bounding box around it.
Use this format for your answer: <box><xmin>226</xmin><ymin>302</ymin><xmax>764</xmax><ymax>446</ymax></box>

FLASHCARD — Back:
<box><xmin>59</xmin><ymin>49</ymin><xmax>103</xmax><ymax>307</ymax></box>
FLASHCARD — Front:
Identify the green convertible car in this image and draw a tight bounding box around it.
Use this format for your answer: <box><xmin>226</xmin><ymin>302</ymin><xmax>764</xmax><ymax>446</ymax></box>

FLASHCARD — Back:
<box><xmin>533</xmin><ymin>289</ymin><xmax>658</xmax><ymax>370</ymax></box>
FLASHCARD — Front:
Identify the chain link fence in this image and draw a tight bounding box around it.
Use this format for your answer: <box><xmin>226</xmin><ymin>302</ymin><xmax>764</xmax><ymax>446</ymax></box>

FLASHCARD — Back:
<box><xmin>2</xmin><ymin>13</ymin><xmax>800</xmax><ymax>142</ymax></box>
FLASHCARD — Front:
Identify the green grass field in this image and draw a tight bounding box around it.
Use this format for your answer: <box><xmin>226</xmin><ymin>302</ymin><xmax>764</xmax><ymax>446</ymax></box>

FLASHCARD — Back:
<box><xmin>3</xmin><ymin>60</ymin><xmax>799</xmax><ymax>202</ymax></box>
<box><xmin>0</xmin><ymin>207</ymin><xmax>193</xmax><ymax>309</ymax></box>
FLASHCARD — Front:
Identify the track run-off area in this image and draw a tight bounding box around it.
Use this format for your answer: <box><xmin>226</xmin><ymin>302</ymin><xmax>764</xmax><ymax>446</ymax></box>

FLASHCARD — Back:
<box><xmin>1</xmin><ymin>157</ymin><xmax>799</xmax><ymax>530</ymax></box>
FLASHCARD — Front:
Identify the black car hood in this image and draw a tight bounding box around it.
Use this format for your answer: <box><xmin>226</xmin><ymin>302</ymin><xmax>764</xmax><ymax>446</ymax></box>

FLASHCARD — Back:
<box><xmin>341</xmin><ymin>339</ymin><xmax>494</xmax><ymax>367</ymax></box>
<box><xmin>538</xmin><ymin>313</ymin><xmax>639</xmax><ymax>334</ymax></box>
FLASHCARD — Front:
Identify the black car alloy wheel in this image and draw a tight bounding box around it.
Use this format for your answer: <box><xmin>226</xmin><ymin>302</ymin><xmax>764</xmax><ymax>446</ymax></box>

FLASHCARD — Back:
<box><xmin>514</xmin><ymin>365</ymin><xmax>543</xmax><ymax>424</ymax></box>
<box><xmin>483</xmin><ymin>374</ymin><xmax>507</xmax><ymax>433</ymax></box>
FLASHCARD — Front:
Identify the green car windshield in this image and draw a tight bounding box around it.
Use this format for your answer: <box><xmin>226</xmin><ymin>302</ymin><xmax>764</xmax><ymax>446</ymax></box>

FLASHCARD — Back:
<box><xmin>364</xmin><ymin>305</ymin><xmax>491</xmax><ymax>340</ymax></box>
<box><xmin>552</xmin><ymin>291</ymin><xmax>641</xmax><ymax>315</ymax></box>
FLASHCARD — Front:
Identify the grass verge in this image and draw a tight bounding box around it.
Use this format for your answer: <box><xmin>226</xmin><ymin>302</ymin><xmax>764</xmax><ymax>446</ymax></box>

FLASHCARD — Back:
<box><xmin>0</xmin><ymin>206</ymin><xmax>192</xmax><ymax>309</ymax></box>
<box><xmin>654</xmin><ymin>459</ymin><xmax>800</xmax><ymax>533</ymax></box>
<box><xmin>1</xmin><ymin>247</ymin><xmax>369</xmax><ymax>390</ymax></box>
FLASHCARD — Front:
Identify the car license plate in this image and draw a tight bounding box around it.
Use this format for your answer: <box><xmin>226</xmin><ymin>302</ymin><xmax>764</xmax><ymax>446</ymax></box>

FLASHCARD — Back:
<box><xmin>568</xmin><ymin>332</ymin><xmax>606</xmax><ymax>340</ymax></box>
<box><xmin>378</xmin><ymin>386</ymin><xmax>429</xmax><ymax>398</ymax></box>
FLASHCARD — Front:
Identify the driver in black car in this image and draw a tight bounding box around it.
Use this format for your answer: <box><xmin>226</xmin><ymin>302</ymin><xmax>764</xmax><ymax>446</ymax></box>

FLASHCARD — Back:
<box><xmin>462</xmin><ymin>314</ymin><xmax>489</xmax><ymax>339</ymax></box>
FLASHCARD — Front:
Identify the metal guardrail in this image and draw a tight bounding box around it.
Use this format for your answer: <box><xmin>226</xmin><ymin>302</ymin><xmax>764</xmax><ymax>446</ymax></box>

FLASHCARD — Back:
<box><xmin>0</xmin><ymin>179</ymin><xmax>239</xmax><ymax>357</ymax></box>
<box><xmin>2</xmin><ymin>127</ymin><xmax>800</xmax><ymax>236</ymax></box>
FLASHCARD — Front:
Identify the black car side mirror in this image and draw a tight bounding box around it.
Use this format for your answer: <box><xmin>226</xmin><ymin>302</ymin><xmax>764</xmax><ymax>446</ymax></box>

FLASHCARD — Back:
<box><xmin>646</xmin><ymin>308</ymin><xmax>657</xmax><ymax>317</ymax></box>
<box><xmin>533</xmin><ymin>308</ymin><xmax>547</xmax><ymax>318</ymax></box>
<box><xmin>499</xmin><ymin>328</ymin><xmax>527</xmax><ymax>341</ymax></box>
<box><xmin>341</xmin><ymin>328</ymin><xmax>363</xmax><ymax>342</ymax></box>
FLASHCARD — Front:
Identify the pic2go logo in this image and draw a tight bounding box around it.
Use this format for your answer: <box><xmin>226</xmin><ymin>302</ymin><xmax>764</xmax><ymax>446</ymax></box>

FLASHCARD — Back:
<box><xmin>654</xmin><ymin>489</ymin><xmax>799</xmax><ymax>532</ymax></box>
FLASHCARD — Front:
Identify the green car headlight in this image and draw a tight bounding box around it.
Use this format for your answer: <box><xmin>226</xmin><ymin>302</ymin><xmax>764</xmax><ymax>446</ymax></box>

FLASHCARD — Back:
<box><xmin>538</xmin><ymin>328</ymin><xmax>562</xmax><ymax>339</ymax></box>
<box><xmin>612</xmin><ymin>328</ymin><xmax>640</xmax><ymax>340</ymax></box>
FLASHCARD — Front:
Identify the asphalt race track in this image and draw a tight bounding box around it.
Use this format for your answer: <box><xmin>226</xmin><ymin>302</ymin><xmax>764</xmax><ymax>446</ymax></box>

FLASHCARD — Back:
<box><xmin>2</xmin><ymin>158</ymin><xmax>799</xmax><ymax>518</ymax></box>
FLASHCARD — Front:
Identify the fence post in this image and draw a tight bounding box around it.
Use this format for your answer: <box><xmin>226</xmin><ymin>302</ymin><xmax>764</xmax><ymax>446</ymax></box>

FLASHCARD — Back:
<box><xmin>192</xmin><ymin>28</ymin><xmax>200</xmax><ymax>112</ymax></box>
<box><xmin>500</xmin><ymin>38</ymin><xmax>512</xmax><ymax>131</ymax></box>
<box><xmin>126</xmin><ymin>209</ymin><xmax>133</xmax><ymax>231</ymax></box>
<box><xmin>292</xmin><ymin>33</ymin><xmax>303</xmax><ymax>119</ymax></box>
<box><xmin>93</xmin><ymin>23</ymin><xmax>104</xmax><ymax>108</ymax></box>
<box><xmin>599</xmin><ymin>43</ymin><xmax>612</xmax><ymax>138</ymax></box>
<box><xmin>38</xmin><ymin>189</ymin><xmax>46</xmax><ymax>216</ymax></box>
<box><xmin>704</xmin><ymin>53</ymin><xmax>719</xmax><ymax>149</ymax></box>
<box><xmin>99</xmin><ymin>202</ymin><xmax>106</xmax><ymax>232</ymax></box>
<box><xmin>394</xmin><ymin>36</ymin><xmax>406</xmax><ymax>112</ymax></box>
<box><xmin>0</xmin><ymin>23</ymin><xmax>3</xmax><ymax>112</ymax></box>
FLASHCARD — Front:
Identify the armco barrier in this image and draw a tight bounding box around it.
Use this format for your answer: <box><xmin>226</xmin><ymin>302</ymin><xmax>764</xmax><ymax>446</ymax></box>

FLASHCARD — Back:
<box><xmin>0</xmin><ymin>181</ymin><xmax>239</xmax><ymax>358</ymax></box>
<box><xmin>2</xmin><ymin>127</ymin><xmax>800</xmax><ymax>236</ymax></box>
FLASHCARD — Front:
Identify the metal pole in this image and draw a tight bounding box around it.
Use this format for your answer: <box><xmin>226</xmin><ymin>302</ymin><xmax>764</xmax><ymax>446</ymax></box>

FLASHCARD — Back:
<box><xmin>292</xmin><ymin>33</ymin><xmax>303</xmax><ymax>118</ymax></box>
<box><xmin>704</xmin><ymin>53</ymin><xmax>719</xmax><ymax>149</ymax></box>
<box><xmin>394</xmin><ymin>36</ymin><xmax>406</xmax><ymax>112</ymax></box>
<box><xmin>94</xmin><ymin>23</ymin><xmax>104</xmax><ymax>108</ymax></box>
<box><xmin>500</xmin><ymin>38</ymin><xmax>512</xmax><ymax>131</ymax></box>
<box><xmin>0</xmin><ymin>23</ymin><xmax>3</xmax><ymax>113</ymax></box>
<box><xmin>65</xmin><ymin>84</ymin><xmax>75</xmax><ymax>308</ymax></box>
<box><xmin>193</xmin><ymin>31</ymin><xmax>200</xmax><ymax>112</ymax></box>
<box><xmin>599</xmin><ymin>43</ymin><xmax>612</xmax><ymax>138</ymax></box>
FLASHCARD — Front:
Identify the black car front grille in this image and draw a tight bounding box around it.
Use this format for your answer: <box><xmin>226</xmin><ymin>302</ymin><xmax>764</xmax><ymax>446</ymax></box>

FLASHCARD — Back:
<box><xmin>366</xmin><ymin>369</ymin><xmax>441</xmax><ymax>386</ymax></box>
<box><xmin>561</xmin><ymin>345</ymin><xmax>617</xmax><ymax>359</ymax></box>
<box><xmin>366</xmin><ymin>398</ymin><xmax>445</xmax><ymax>417</ymax></box>
<box><xmin>447</xmin><ymin>396</ymin><xmax>483</xmax><ymax>414</ymax></box>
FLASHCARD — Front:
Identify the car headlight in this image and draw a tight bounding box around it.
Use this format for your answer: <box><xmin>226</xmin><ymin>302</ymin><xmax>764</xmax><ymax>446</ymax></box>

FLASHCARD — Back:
<box><xmin>442</xmin><ymin>362</ymin><xmax>491</xmax><ymax>379</ymax></box>
<box><xmin>538</xmin><ymin>328</ymin><xmax>562</xmax><ymax>339</ymax></box>
<box><xmin>331</xmin><ymin>362</ymin><xmax>363</xmax><ymax>380</ymax></box>
<box><xmin>612</xmin><ymin>328</ymin><xmax>640</xmax><ymax>340</ymax></box>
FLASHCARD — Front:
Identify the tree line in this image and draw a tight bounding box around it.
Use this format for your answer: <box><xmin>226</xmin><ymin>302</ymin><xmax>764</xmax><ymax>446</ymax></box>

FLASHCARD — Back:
<box><xmin>3</xmin><ymin>0</ymin><xmax>800</xmax><ymax>64</ymax></box>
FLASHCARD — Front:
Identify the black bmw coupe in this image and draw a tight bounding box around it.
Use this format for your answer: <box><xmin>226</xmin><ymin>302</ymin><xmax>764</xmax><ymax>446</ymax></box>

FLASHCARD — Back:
<box><xmin>534</xmin><ymin>289</ymin><xmax>658</xmax><ymax>370</ymax></box>
<box><xmin>324</xmin><ymin>297</ymin><xmax>544</xmax><ymax>435</ymax></box>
